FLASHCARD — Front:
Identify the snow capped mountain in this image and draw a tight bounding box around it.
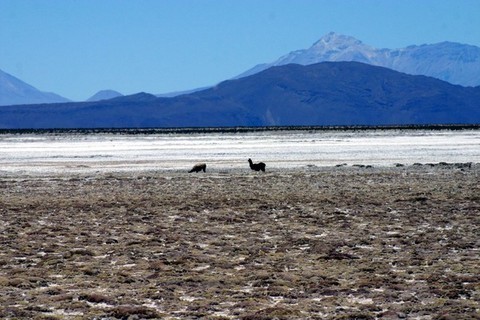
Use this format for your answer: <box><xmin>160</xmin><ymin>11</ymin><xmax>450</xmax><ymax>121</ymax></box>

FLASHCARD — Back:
<box><xmin>238</xmin><ymin>32</ymin><xmax>480</xmax><ymax>87</ymax></box>
<box><xmin>378</xmin><ymin>42</ymin><xmax>480</xmax><ymax>87</ymax></box>
<box><xmin>0</xmin><ymin>69</ymin><xmax>70</xmax><ymax>106</ymax></box>
<box><xmin>277</xmin><ymin>32</ymin><xmax>377</xmax><ymax>65</ymax></box>
<box><xmin>87</xmin><ymin>90</ymin><xmax>123</xmax><ymax>102</ymax></box>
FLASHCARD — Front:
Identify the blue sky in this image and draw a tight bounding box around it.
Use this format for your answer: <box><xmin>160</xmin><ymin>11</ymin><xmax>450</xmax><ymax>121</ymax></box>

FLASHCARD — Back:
<box><xmin>1</xmin><ymin>0</ymin><xmax>479</xmax><ymax>101</ymax></box>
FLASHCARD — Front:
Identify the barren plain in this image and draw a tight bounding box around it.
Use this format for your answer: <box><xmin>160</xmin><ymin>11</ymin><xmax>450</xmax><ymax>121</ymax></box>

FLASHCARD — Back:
<box><xmin>0</xmin><ymin>164</ymin><xmax>479</xmax><ymax>319</ymax></box>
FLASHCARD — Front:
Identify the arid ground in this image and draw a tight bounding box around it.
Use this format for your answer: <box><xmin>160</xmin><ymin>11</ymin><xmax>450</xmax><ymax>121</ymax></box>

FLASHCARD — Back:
<box><xmin>0</xmin><ymin>164</ymin><xmax>479</xmax><ymax>319</ymax></box>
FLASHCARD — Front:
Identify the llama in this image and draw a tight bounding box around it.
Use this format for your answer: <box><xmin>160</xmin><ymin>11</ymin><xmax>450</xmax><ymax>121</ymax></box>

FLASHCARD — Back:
<box><xmin>248</xmin><ymin>158</ymin><xmax>266</xmax><ymax>172</ymax></box>
<box><xmin>189</xmin><ymin>163</ymin><xmax>206</xmax><ymax>173</ymax></box>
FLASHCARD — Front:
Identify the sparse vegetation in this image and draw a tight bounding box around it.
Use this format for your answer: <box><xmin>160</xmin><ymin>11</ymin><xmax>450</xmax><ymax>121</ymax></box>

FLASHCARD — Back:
<box><xmin>0</xmin><ymin>165</ymin><xmax>478</xmax><ymax>318</ymax></box>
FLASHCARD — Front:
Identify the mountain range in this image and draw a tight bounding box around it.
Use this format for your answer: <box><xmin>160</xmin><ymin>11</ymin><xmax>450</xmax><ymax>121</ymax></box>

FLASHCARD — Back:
<box><xmin>2</xmin><ymin>32</ymin><xmax>480</xmax><ymax>107</ymax></box>
<box><xmin>1</xmin><ymin>61</ymin><xmax>479</xmax><ymax>129</ymax></box>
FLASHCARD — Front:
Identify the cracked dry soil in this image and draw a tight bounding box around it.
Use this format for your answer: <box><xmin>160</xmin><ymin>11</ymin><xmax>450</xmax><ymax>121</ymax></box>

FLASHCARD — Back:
<box><xmin>0</xmin><ymin>166</ymin><xmax>479</xmax><ymax>319</ymax></box>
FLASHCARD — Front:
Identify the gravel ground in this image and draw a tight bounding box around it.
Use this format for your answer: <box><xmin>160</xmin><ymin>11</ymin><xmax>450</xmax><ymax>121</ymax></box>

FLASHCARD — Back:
<box><xmin>0</xmin><ymin>164</ymin><xmax>479</xmax><ymax>319</ymax></box>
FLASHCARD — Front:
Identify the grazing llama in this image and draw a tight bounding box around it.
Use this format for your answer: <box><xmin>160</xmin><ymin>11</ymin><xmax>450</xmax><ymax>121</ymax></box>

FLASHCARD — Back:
<box><xmin>189</xmin><ymin>163</ymin><xmax>207</xmax><ymax>173</ymax></box>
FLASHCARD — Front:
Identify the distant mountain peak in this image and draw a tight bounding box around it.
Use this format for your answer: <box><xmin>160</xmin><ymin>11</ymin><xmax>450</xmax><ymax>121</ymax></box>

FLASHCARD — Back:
<box><xmin>87</xmin><ymin>90</ymin><xmax>123</xmax><ymax>102</ymax></box>
<box><xmin>0</xmin><ymin>69</ymin><xmax>70</xmax><ymax>106</ymax></box>
<box><xmin>311</xmin><ymin>32</ymin><xmax>364</xmax><ymax>50</ymax></box>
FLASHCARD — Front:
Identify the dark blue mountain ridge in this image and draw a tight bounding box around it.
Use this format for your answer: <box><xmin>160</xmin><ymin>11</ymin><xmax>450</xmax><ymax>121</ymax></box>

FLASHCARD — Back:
<box><xmin>1</xmin><ymin>61</ymin><xmax>479</xmax><ymax>129</ymax></box>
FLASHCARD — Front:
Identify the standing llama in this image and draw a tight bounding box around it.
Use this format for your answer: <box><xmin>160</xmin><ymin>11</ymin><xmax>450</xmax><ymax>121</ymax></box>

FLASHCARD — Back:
<box><xmin>248</xmin><ymin>158</ymin><xmax>266</xmax><ymax>172</ymax></box>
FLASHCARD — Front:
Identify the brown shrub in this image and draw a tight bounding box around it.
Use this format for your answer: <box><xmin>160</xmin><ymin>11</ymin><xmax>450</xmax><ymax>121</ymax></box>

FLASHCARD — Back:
<box><xmin>78</xmin><ymin>292</ymin><xmax>115</xmax><ymax>304</ymax></box>
<box><xmin>241</xmin><ymin>307</ymin><xmax>302</xmax><ymax>320</ymax></box>
<box><xmin>109</xmin><ymin>305</ymin><xmax>163</xmax><ymax>319</ymax></box>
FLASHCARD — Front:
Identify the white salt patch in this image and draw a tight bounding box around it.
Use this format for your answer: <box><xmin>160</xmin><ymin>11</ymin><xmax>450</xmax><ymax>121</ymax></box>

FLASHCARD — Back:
<box><xmin>239</xmin><ymin>285</ymin><xmax>253</xmax><ymax>293</ymax></box>
<box><xmin>347</xmin><ymin>296</ymin><xmax>374</xmax><ymax>304</ymax></box>
<box><xmin>355</xmin><ymin>245</ymin><xmax>374</xmax><ymax>250</ymax></box>
<box><xmin>143</xmin><ymin>300</ymin><xmax>165</xmax><ymax>312</ymax></box>
<box><xmin>315</xmin><ymin>233</ymin><xmax>328</xmax><ymax>238</ymax></box>
<box><xmin>212</xmin><ymin>311</ymin><xmax>232</xmax><ymax>318</ymax></box>
<box><xmin>386</xmin><ymin>231</ymin><xmax>399</xmax><ymax>235</ymax></box>
<box><xmin>85</xmin><ymin>302</ymin><xmax>114</xmax><ymax>309</ymax></box>
<box><xmin>48</xmin><ymin>309</ymin><xmax>84</xmax><ymax>316</ymax></box>
<box><xmin>270</xmin><ymin>296</ymin><xmax>284</xmax><ymax>304</ymax></box>
<box><xmin>180</xmin><ymin>296</ymin><xmax>200</xmax><ymax>302</ymax></box>
<box><xmin>192</xmin><ymin>265</ymin><xmax>210</xmax><ymax>271</ymax></box>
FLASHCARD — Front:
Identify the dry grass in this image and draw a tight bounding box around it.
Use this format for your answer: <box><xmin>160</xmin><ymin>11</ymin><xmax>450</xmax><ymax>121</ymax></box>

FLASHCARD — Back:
<box><xmin>0</xmin><ymin>165</ymin><xmax>479</xmax><ymax>319</ymax></box>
